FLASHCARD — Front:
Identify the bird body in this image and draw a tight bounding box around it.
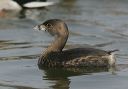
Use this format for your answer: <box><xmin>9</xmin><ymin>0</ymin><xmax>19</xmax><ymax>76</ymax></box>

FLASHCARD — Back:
<box><xmin>34</xmin><ymin>19</ymin><xmax>118</xmax><ymax>68</ymax></box>
<box><xmin>0</xmin><ymin>0</ymin><xmax>21</xmax><ymax>11</ymax></box>
<box><xmin>0</xmin><ymin>0</ymin><xmax>55</xmax><ymax>11</ymax></box>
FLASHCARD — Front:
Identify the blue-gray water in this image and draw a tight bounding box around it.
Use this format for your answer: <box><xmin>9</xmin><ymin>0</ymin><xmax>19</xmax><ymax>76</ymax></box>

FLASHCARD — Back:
<box><xmin>0</xmin><ymin>0</ymin><xmax>128</xmax><ymax>89</ymax></box>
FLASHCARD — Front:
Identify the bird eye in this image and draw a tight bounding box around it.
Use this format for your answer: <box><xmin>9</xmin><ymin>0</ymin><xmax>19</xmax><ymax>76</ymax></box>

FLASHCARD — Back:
<box><xmin>46</xmin><ymin>24</ymin><xmax>52</xmax><ymax>27</ymax></box>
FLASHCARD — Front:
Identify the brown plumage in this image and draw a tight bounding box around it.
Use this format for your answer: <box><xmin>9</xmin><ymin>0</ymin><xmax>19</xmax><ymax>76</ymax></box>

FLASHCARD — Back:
<box><xmin>34</xmin><ymin>19</ymin><xmax>118</xmax><ymax>68</ymax></box>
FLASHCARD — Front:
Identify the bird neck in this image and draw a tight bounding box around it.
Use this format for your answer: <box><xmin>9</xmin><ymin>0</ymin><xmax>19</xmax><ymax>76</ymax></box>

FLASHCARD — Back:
<box><xmin>44</xmin><ymin>34</ymin><xmax>68</xmax><ymax>55</ymax></box>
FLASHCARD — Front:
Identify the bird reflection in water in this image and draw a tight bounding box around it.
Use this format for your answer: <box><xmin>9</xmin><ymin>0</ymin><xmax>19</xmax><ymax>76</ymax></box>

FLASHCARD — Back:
<box><xmin>39</xmin><ymin>66</ymin><xmax>116</xmax><ymax>89</ymax></box>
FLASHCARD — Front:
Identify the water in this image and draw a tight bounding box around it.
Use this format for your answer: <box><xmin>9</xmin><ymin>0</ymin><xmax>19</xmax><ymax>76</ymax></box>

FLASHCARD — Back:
<box><xmin>0</xmin><ymin>0</ymin><xmax>128</xmax><ymax>89</ymax></box>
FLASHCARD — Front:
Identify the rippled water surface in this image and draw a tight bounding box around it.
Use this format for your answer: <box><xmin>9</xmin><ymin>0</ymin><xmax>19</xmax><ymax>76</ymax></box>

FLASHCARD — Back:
<box><xmin>0</xmin><ymin>0</ymin><xmax>128</xmax><ymax>89</ymax></box>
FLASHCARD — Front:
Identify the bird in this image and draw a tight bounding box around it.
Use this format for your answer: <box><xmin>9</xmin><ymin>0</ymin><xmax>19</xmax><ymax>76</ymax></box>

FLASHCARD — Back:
<box><xmin>34</xmin><ymin>19</ymin><xmax>118</xmax><ymax>68</ymax></box>
<box><xmin>0</xmin><ymin>0</ymin><xmax>55</xmax><ymax>11</ymax></box>
<box><xmin>13</xmin><ymin>0</ymin><xmax>56</xmax><ymax>8</ymax></box>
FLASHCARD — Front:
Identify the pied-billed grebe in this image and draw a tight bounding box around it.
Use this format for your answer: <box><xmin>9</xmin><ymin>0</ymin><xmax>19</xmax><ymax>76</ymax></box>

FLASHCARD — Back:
<box><xmin>34</xmin><ymin>19</ymin><xmax>118</xmax><ymax>68</ymax></box>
